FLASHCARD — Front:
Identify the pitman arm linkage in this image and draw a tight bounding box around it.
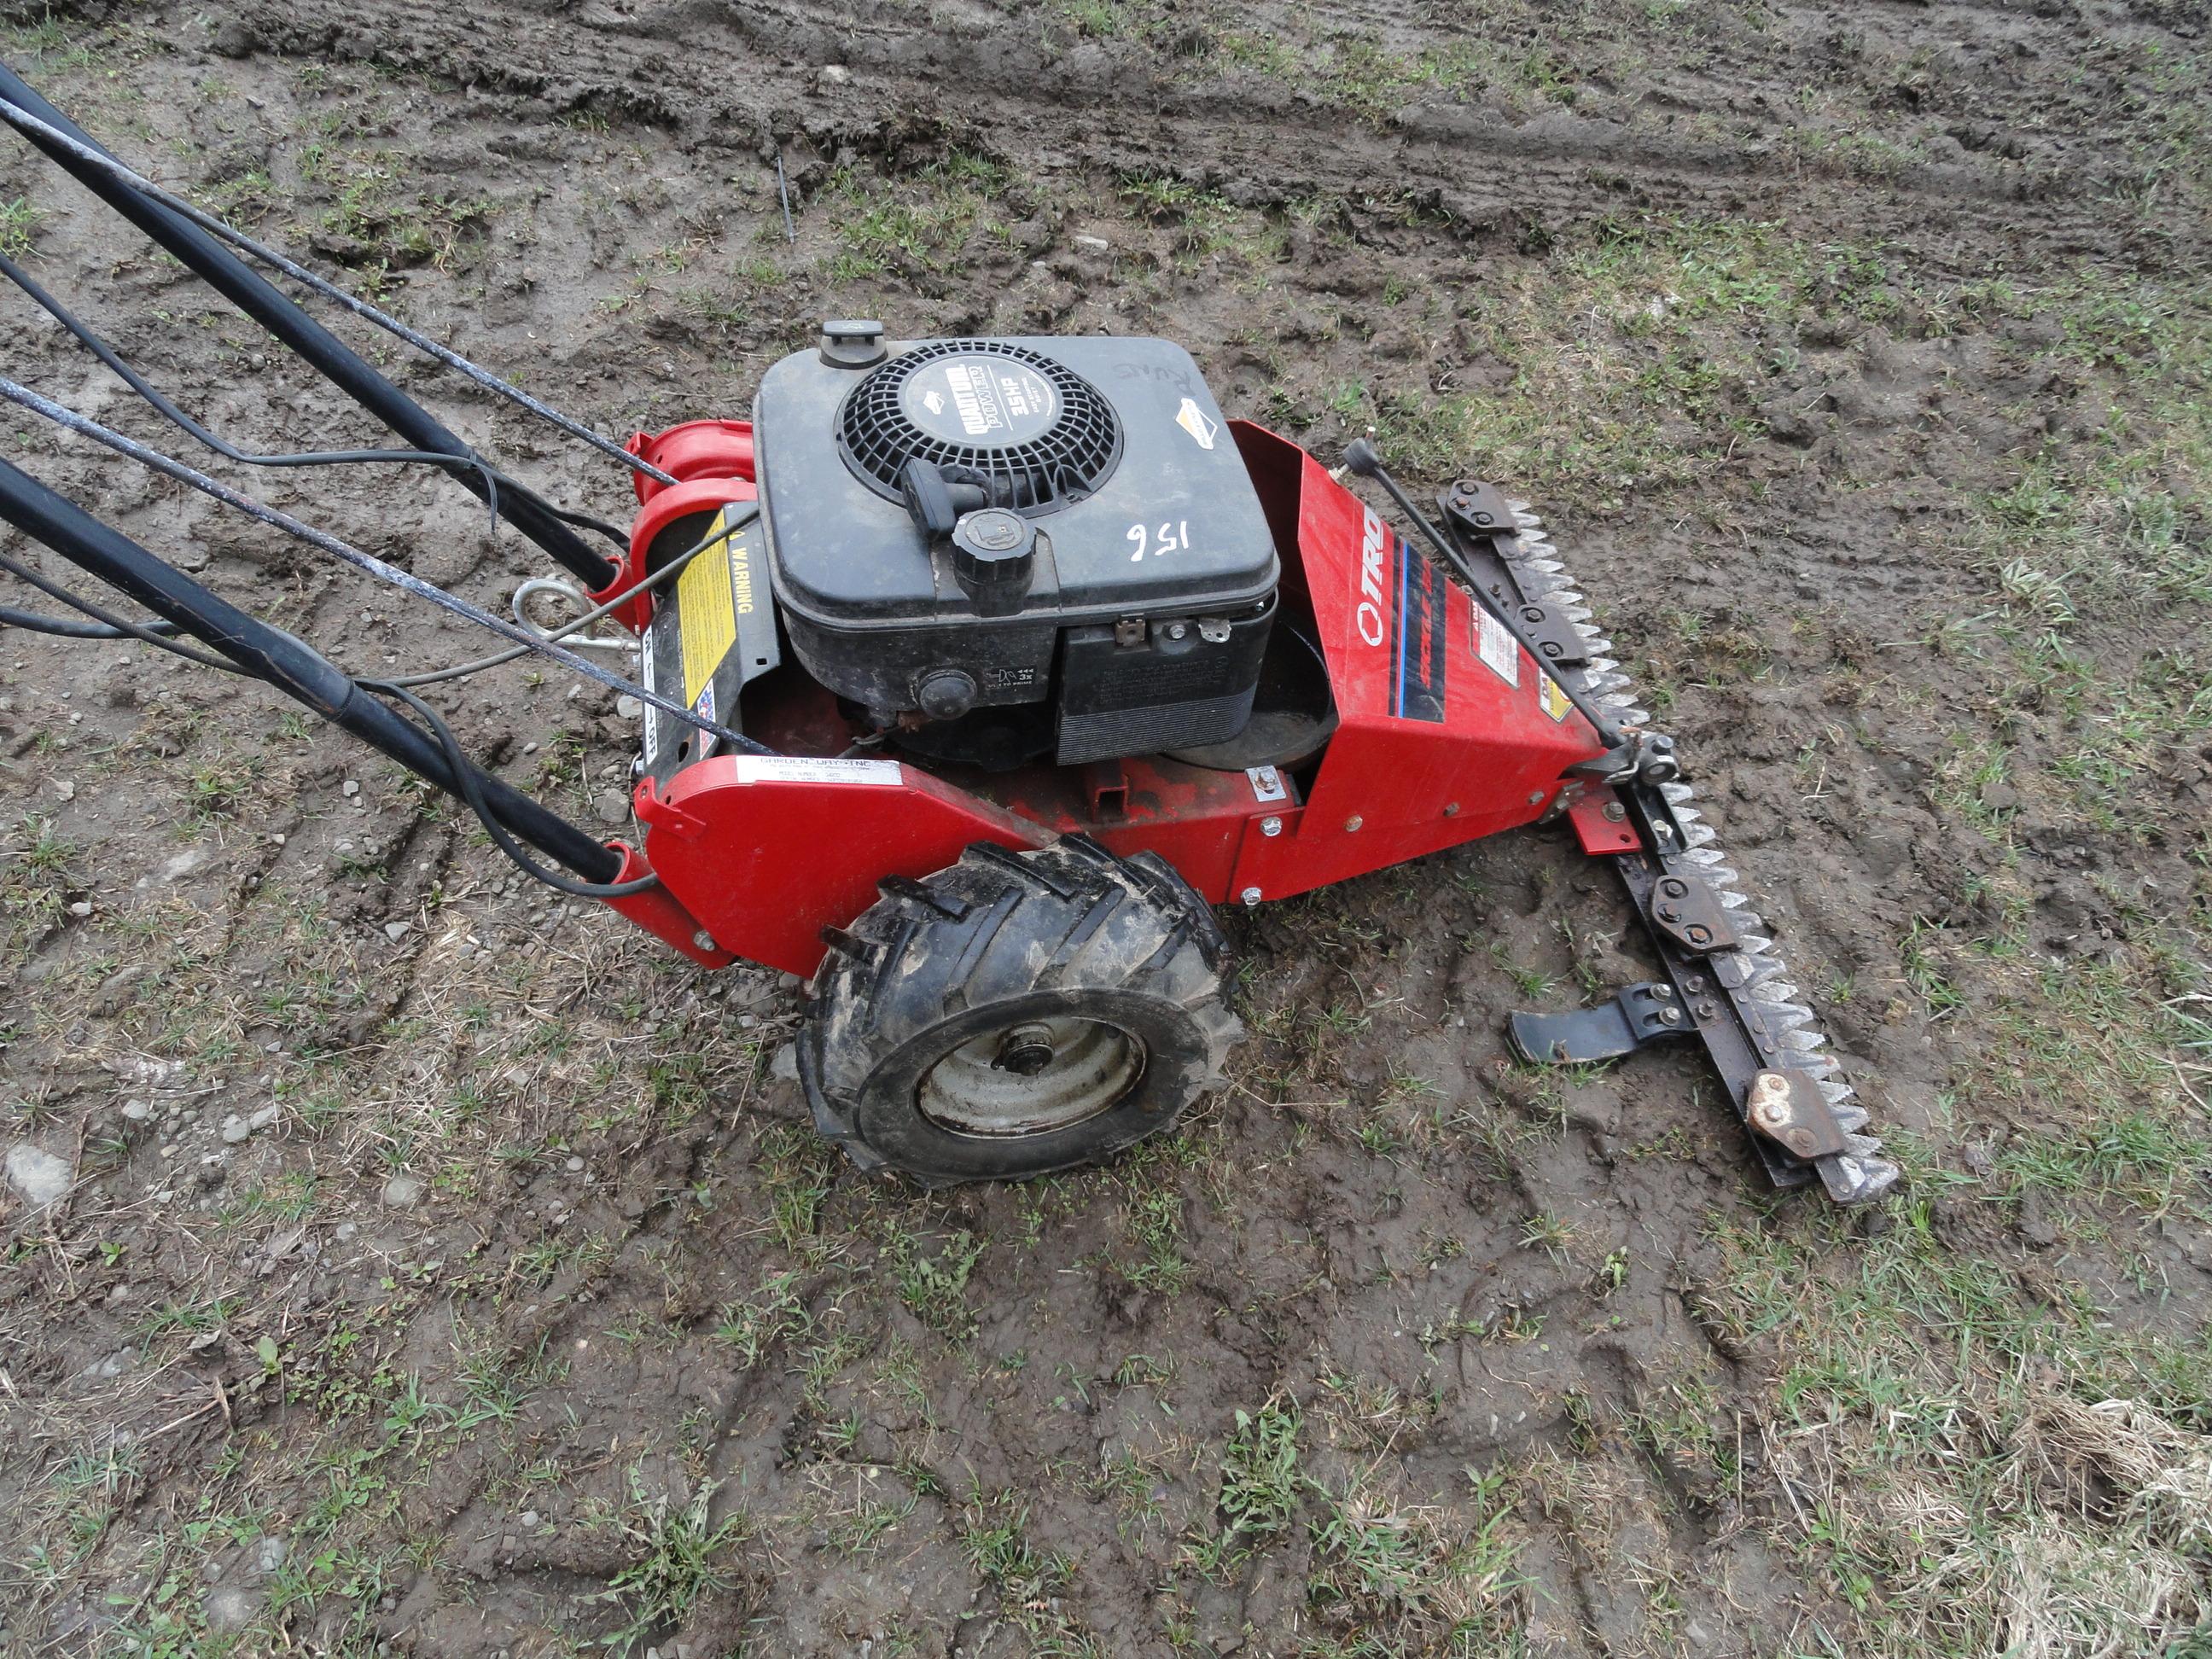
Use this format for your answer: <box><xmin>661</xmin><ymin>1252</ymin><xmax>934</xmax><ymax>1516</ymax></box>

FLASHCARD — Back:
<box><xmin>1357</xmin><ymin>455</ymin><xmax>1897</xmax><ymax>1204</ymax></box>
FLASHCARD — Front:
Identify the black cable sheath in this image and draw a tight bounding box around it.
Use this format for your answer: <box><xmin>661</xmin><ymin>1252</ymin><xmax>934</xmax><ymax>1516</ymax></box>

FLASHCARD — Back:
<box><xmin>0</xmin><ymin>599</ymin><xmax>179</xmax><ymax>638</ymax></box>
<box><xmin>0</xmin><ymin>63</ymin><xmax>620</xmax><ymax>591</ymax></box>
<box><xmin>364</xmin><ymin>679</ymin><xmax>659</xmax><ymax>898</ymax></box>
<box><xmin>0</xmin><ymin>455</ymin><xmax>626</xmax><ymax>882</ymax></box>
<box><xmin>0</xmin><ymin>546</ymin><xmax>247</xmax><ymax>672</ymax></box>
<box><xmin>0</xmin><ymin>250</ymin><xmax>628</xmax><ymax>546</ymax></box>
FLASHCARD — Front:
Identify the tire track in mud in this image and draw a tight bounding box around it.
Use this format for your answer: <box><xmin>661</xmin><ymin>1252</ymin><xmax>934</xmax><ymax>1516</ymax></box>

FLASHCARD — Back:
<box><xmin>228</xmin><ymin>0</ymin><xmax>2191</xmax><ymax>276</ymax></box>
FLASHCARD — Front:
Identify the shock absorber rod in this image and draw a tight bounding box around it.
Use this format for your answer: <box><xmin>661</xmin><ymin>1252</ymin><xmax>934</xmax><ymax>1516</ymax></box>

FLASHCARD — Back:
<box><xmin>0</xmin><ymin>456</ymin><xmax>626</xmax><ymax>883</ymax></box>
<box><xmin>0</xmin><ymin>64</ymin><xmax>620</xmax><ymax>591</ymax></box>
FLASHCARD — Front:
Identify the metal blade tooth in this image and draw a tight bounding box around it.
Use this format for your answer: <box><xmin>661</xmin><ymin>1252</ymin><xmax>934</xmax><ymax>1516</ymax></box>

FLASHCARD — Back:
<box><xmin>1817</xmin><ymin>1146</ymin><xmax>1900</xmax><ymax>1204</ymax></box>
<box><xmin>1759</xmin><ymin>981</ymin><xmax>1802</xmax><ymax>1005</ymax></box>
<box><xmin>1661</xmin><ymin>782</ymin><xmax>1695</xmax><ymax>804</ymax></box>
<box><xmin>1716</xmin><ymin>890</ymin><xmax>1751</xmax><ymax>910</ymax></box>
<box><xmin>1831</xmin><ymin>1103</ymin><xmax>1871</xmax><ymax>1133</ymax></box>
<box><xmin>1526</xmin><ymin>557</ymin><xmax>1564</xmax><ymax>574</ymax></box>
<box><xmin>1684</xmin><ymin>847</ymin><xmax>1727</xmax><ymax>868</ymax></box>
<box><xmin>1784</xmin><ymin>1028</ymin><xmax>1829</xmax><ymax>1053</ymax></box>
<box><xmin>1754</xmin><ymin>1004</ymin><xmax>1810</xmax><ymax>1032</ymax></box>
<box><xmin>1672</xmin><ymin>803</ymin><xmax>1703</xmax><ymax>823</ymax></box>
<box><xmin>1573</xmin><ymin>623</ymin><xmax>1606</xmax><ymax>643</ymax></box>
<box><xmin>1794</xmin><ymin>1051</ymin><xmax>1841</xmax><ymax>1078</ymax></box>
<box><xmin>1758</xmin><ymin>999</ymin><xmax>1814</xmax><ymax>1022</ymax></box>
<box><xmin>1682</xmin><ymin>824</ymin><xmax>1717</xmax><ymax>847</ymax></box>
<box><xmin>1819</xmin><ymin>1080</ymin><xmax>1854</xmax><ymax>1106</ymax></box>
<box><xmin>1739</xmin><ymin>934</ymin><xmax>1774</xmax><ymax>956</ymax></box>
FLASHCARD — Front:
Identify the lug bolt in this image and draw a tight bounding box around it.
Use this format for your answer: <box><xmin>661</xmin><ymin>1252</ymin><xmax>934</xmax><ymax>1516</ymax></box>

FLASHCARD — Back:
<box><xmin>1260</xmin><ymin>815</ymin><xmax>1283</xmax><ymax>837</ymax></box>
<box><xmin>692</xmin><ymin>929</ymin><xmax>716</xmax><ymax>952</ymax></box>
<box><xmin>1239</xmin><ymin>886</ymin><xmax>1262</xmax><ymax>907</ymax></box>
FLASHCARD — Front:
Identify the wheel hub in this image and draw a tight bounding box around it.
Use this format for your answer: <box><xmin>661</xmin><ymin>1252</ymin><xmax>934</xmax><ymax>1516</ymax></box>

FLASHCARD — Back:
<box><xmin>918</xmin><ymin>1016</ymin><xmax>1144</xmax><ymax>1138</ymax></box>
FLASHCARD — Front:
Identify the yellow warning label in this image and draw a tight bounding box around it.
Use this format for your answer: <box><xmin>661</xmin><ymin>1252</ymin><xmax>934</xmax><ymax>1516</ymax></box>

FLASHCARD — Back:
<box><xmin>1539</xmin><ymin>673</ymin><xmax>1573</xmax><ymax>722</ymax></box>
<box><xmin>678</xmin><ymin>509</ymin><xmax>737</xmax><ymax>709</ymax></box>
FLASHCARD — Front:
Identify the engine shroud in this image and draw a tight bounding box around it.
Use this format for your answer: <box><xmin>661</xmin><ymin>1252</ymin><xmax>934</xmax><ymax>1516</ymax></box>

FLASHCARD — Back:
<box><xmin>754</xmin><ymin>333</ymin><xmax>1279</xmax><ymax>766</ymax></box>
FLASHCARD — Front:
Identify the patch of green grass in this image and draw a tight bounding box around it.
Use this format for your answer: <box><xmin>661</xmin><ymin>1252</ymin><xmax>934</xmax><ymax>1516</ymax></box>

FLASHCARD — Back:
<box><xmin>888</xmin><ymin>1228</ymin><xmax>986</xmax><ymax>1338</ymax></box>
<box><xmin>712</xmin><ymin>1271</ymin><xmax>811</xmax><ymax>1368</ymax></box>
<box><xmin>581</xmin><ymin>1472</ymin><xmax>753</xmax><ymax>1656</ymax></box>
<box><xmin>0</xmin><ymin>196</ymin><xmax>44</xmax><ymax>259</ymax></box>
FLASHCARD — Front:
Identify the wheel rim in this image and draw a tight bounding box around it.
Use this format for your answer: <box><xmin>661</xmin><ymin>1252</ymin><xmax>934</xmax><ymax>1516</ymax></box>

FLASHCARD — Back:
<box><xmin>917</xmin><ymin>1016</ymin><xmax>1146</xmax><ymax>1138</ymax></box>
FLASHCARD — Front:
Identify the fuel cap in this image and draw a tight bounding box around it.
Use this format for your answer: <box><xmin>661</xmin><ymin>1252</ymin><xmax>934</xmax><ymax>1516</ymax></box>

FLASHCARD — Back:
<box><xmin>949</xmin><ymin>508</ymin><xmax>1035</xmax><ymax>615</ymax></box>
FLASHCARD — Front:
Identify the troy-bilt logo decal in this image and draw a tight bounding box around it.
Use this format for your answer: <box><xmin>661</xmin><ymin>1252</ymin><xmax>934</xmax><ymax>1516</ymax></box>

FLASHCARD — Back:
<box><xmin>1353</xmin><ymin>509</ymin><xmax>1446</xmax><ymax>719</ymax></box>
<box><xmin>1391</xmin><ymin>533</ymin><xmax>1448</xmax><ymax>724</ymax></box>
<box><xmin>1356</xmin><ymin>508</ymin><xmax>1388</xmax><ymax>647</ymax></box>
<box><xmin>1175</xmin><ymin>396</ymin><xmax>1219</xmax><ymax>450</ymax></box>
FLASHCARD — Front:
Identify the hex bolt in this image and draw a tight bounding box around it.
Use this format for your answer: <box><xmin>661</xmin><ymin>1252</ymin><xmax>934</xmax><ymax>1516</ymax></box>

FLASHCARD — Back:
<box><xmin>1443</xmin><ymin>802</ymin><xmax>1459</xmax><ymax>818</ymax></box>
<box><xmin>1749</xmin><ymin>1071</ymin><xmax>1793</xmax><ymax>1132</ymax></box>
<box><xmin>1659</xmin><ymin>1007</ymin><xmax>1682</xmax><ymax>1026</ymax></box>
<box><xmin>1527</xmin><ymin>789</ymin><xmax>1545</xmax><ymax>805</ymax></box>
<box><xmin>1239</xmin><ymin>886</ymin><xmax>1262</xmax><ymax>906</ymax></box>
<box><xmin>1345</xmin><ymin>815</ymin><xmax>1363</xmax><ymax>832</ymax></box>
<box><xmin>1656</xmin><ymin>902</ymin><xmax>1679</xmax><ymax>922</ymax></box>
<box><xmin>1652</xmin><ymin>985</ymin><xmax>1674</xmax><ymax>998</ymax></box>
<box><xmin>1167</xmin><ymin>621</ymin><xmax>1189</xmax><ymax>640</ymax></box>
<box><xmin>1686</xmin><ymin>924</ymin><xmax>1711</xmax><ymax>945</ymax></box>
<box><xmin>1684</xmin><ymin>974</ymin><xmax>1706</xmax><ymax>992</ymax></box>
<box><xmin>1601</xmin><ymin>800</ymin><xmax>1626</xmax><ymax>822</ymax></box>
<box><xmin>691</xmin><ymin>929</ymin><xmax>716</xmax><ymax>952</ymax></box>
<box><xmin>1658</xmin><ymin>877</ymin><xmax>1688</xmax><ymax>898</ymax></box>
<box><xmin>1260</xmin><ymin>815</ymin><xmax>1283</xmax><ymax>837</ymax></box>
<box><xmin>1694</xmin><ymin>1000</ymin><xmax>1716</xmax><ymax>1019</ymax></box>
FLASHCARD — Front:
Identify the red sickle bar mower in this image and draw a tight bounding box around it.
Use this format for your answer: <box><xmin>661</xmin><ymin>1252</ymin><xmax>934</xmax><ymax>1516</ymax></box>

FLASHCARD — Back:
<box><xmin>0</xmin><ymin>69</ymin><xmax>1896</xmax><ymax>1203</ymax></box>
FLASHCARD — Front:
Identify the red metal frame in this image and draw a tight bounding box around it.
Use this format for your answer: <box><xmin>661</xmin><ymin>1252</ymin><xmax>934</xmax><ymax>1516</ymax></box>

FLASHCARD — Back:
<box><xmin>599</xmin><ymin>419</ymin><xmax>1614</xmax><ymax>977</ymax></box>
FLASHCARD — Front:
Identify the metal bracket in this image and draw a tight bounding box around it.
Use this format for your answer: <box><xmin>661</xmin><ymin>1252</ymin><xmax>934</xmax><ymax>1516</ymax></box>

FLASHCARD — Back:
<box><xmin>1743</xmin><ymin>1069</ymin><xmax>1847</xmax><ymax>1161</ymax></box>
<box><xmin>1509</xmin><ymin>981</ymin><xmax>1691</xmax><ymax>1065</ymax></box>
<box><xmin>1646</xmin><ymin>871</ymin><xmax>1738</xmax><ymax>956</ymax></box>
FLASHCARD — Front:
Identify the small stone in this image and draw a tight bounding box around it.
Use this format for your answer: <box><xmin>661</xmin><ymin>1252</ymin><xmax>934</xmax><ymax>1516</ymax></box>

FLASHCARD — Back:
<box><xmin>821</xmin><ymin>63</ymin><xmax>851</xmax><ymax>84</ymax></box>
<box><xmin>254</xmin><ymin>1536</ymin><xmax>287</xmax><ymax>1574</ymax></box>
<box><xmin>594</xmin><ymin>789</ymin><xmax>630</xmax><ymax>826</ymax></box>
<box><xmin>381</xmin><ymin>1173</ymin><xmax>425</xmax><ymax>1208</ymax></box>
<box><xmin>249</xmin><ymin>1104</ymin><xmax>280</xmax><ymax>1132</ymax></box>
<box><xmin>615</xmin><ymin>696</ymin><xmax>643</xmax><ymax>719</ymax></box>
<box><xmin>341</xmin><ymin>779</ymin><xmax>360</xmax><ymax>798</ymax></box>
<box><xmin>221</xmin><ymin>1115</ymin><xmax>253</xmax><ymax>1144</ymax></box>
<box><xmin>203</xmin><ymin>1582</ymin><xmax>259</xmax><ymax>1633</ymax></box>
<box><xmin>520</xmin><ymin>1510</ymin><xmax>541</xmax><ymax>1528</ymax></box>
<box><xmin>383</xmin><ymin>921</ymin><xmax>411</xmax><ymax>943</ymax></box>
<box><xmin>53</xmin><ymin>778</ymin><xmax>75</xmax><ymax>801</ymax></box>
<box><xmin>120</xmin><ymin>1098</ymin><xmax>153</xmax><ymax>1122</ymax></box>
<box><xmin>68</xmin><ymin>899</ymin><xmax>92</xmax><ymax>917</ymax></box>
<box><xmin>770</xmin><ymin>1044</ymin><xmax>799</xmax><ymax>1081</ymax></box>
<box><xmin>211</xmin><ymin>18</ymin><xmax>256</xmax><ymax>56</ymax></box>
<box><xmin>7</xmin><ymin>1143</ymin><xmax>74</xmax><ymax>1208</ymax></box>
<box><xmin>1073</xmin><ymin>233</ymin><xmax>1111</xmax><ymax>251</ymax></box>
<box><xmin>565</xmin><ymin>1156</ymin><xmax>585</xmax><ymax>1173</ymax></box>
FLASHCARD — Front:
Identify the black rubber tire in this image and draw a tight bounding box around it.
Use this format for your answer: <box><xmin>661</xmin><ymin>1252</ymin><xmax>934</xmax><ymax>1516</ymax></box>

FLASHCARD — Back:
<box><xmin>798</xmin><ymin>835</ymin><xmax>1241</xmax><ymax>1185</ymax></box>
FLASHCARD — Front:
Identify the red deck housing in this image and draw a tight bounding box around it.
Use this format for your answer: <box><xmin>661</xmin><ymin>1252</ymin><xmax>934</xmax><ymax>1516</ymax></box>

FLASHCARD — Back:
<box><xmin>602</xmin><ymin>420</ymin><xmax>1611</xmax><ymax>976</ymax></box>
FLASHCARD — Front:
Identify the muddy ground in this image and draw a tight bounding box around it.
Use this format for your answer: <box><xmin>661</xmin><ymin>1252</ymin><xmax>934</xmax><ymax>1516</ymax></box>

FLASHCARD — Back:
<box><xmin>2</xmin><ymin>1</ymin><xmax>2209</xmax><ymax>1654</ymax></box>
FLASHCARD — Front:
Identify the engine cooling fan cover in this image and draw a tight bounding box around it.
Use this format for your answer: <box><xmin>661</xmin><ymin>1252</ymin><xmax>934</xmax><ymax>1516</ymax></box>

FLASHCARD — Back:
<box><xmin>835</xmin><ymin>339</ymin><xmax>1123</xmax><ymax>513</ymax></box>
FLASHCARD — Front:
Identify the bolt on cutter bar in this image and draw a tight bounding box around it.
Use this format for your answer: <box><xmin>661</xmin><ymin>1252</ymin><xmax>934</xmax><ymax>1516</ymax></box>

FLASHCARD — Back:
<box><xmin>0</xmin><ymin>67</ymin><xmax>1896</xmax><ymax>1203</ymax></box>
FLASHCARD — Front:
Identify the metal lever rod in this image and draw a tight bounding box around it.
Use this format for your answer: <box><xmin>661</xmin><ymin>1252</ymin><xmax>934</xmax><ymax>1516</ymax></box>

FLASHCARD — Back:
<box><xmin>1342</xmin><ymin>437</ymin><xmax>1624</xmax><ymax>748</ymax></box>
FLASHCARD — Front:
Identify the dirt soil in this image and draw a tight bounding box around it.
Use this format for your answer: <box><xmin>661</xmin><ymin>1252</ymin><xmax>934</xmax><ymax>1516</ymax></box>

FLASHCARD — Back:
<box><xmin>3</xmin><ymin>2</ymin><xmax>2210</xmax><ymax>1655</ymax></box>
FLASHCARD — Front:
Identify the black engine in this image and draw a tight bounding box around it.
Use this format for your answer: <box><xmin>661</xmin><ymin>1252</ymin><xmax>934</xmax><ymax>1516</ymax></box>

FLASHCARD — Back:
<box><xmin>751</xmin><ymin>323</ymin><xmax>1279</xmax><ymax>769</ymax></box>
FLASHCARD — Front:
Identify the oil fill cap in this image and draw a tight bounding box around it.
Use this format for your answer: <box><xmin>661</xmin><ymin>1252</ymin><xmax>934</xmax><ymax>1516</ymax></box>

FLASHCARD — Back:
<box><xmin>820</xmin><ymin>318</ymin><xmax>888</xmax><ymax>369</ymax></box>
